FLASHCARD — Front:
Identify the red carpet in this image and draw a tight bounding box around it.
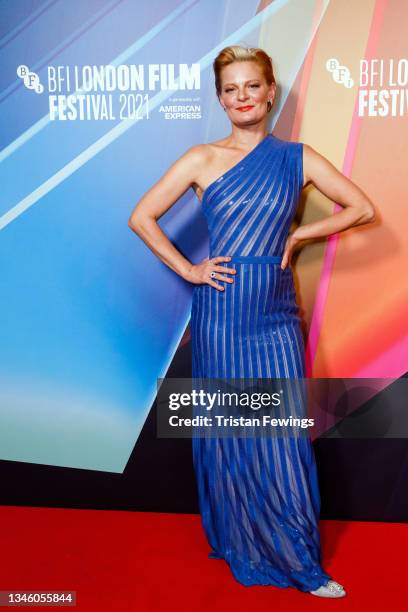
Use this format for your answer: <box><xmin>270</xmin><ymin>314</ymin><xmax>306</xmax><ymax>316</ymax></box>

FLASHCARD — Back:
<box><xmin>0</xmin><ymin>506</ymin><xmax>405</xmax><ymax>611</ymax></box>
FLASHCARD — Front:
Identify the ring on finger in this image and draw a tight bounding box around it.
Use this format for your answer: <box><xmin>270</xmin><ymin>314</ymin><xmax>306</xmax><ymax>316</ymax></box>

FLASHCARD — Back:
<box><xmin>210</xmin><ymin>271</ymin><xmax>216</xmax><ymax>278</ymax></box>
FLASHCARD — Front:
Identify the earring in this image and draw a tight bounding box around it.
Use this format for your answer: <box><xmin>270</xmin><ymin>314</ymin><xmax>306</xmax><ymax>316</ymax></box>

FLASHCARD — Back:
<box><xmin>223</xmin><ymin>107</ymin><xmax>226</xmax><ymax>111</ymax></box>
<box><xmin>267</xmin><ymin>99</ymin><xmax>272</xmax><ymax>112</ymax></box>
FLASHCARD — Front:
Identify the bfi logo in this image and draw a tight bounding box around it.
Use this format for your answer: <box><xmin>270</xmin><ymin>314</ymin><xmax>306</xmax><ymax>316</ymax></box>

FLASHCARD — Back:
<box><xmin>326</xmin><ymin>58</ymin><xmax>354</xmax><ymax>88</ymax></box>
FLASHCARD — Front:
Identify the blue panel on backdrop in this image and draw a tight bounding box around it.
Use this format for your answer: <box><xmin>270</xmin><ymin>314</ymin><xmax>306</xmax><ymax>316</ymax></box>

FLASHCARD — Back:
<box><xmin>0</xmin><ymin>0</ymin><xmax>318</xmax><ymax>471</ymax></box>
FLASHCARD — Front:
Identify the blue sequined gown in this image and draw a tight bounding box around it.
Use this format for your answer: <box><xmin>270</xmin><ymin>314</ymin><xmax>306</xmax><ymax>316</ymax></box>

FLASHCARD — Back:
<box><xmin>190</xmin><ymin>133</ymin><xmax>332</xmax><ymax>591</ymax></box>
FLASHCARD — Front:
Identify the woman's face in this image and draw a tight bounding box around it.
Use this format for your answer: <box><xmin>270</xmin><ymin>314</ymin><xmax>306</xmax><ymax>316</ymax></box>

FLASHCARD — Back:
<box><xmin>218</xmin><ymin>60</ymin><xmax>276</xmax><ymax>125</ymax></box>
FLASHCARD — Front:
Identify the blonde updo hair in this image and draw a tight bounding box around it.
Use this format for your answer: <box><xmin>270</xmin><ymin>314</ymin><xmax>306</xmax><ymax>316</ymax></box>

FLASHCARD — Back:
<box><xmin>213</xmin><ymin>45</ymin><xmax>276</xmax><ymax>98</ymax></box>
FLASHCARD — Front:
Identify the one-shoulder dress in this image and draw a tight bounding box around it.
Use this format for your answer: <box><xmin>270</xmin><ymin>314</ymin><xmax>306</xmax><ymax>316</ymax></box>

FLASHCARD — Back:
<box><xmin>190</xmin><ymin>133</ymin><xmax>332</xmax><ymax>592</ymax></box>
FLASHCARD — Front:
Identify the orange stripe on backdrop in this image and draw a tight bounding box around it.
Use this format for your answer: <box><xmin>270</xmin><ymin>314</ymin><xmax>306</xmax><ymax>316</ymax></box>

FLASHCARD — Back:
<box><xmin>290</xmin><ymin>0</ymin><xmax>323</xmax><ymax>143</ymax></box>
<box><xmin>287</xmin><ymin>0</ymin><xmax>391</xmax><ymax>378</ymax></box>
<box><xmin>309</xmin><ymin>0</ymin><xmax>408</xmax><ymax>378</ymax></box>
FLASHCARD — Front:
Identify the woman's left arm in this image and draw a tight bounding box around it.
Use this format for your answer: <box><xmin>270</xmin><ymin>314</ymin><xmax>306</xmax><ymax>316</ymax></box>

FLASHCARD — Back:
<box><xmin>281</xmin><ymin>144</ymin><xmax>376</xmax><ymax>269</ymax></box>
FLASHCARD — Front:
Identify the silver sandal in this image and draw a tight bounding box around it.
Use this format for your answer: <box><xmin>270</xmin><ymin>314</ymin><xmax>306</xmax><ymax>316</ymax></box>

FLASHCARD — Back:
<box><xmin>310</xmin><ymin>579</ymin><xmax>346</xmax><ymax>598</ymax></box>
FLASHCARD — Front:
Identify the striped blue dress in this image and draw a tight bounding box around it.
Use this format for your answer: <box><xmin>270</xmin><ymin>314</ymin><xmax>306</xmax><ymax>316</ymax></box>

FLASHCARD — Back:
<box><xmin>190</xmin><ymin>133</ymin><xmax>332</xmax><ymax>592</ymax></box>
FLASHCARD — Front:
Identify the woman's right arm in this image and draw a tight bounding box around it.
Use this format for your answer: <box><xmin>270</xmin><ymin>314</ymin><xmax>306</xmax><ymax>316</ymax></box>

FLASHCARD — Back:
<box><xmin>127</xmin><ymin>145</ymin><xmax>236</xmax><ymax>291</ymax></box>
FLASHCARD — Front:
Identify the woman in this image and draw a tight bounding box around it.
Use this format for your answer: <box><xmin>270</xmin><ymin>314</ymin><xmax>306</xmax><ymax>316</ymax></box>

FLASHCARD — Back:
<box><xmin>128</xmin><ymin>45</ymin><xmax>375</xmax><ymax>598</ymax></box>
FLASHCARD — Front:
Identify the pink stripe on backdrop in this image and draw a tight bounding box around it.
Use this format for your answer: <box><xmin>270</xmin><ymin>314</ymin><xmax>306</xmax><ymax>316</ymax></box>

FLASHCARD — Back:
<box><xmin>305</xmin><ymin>0</ymin><xmax>390</xmax><ymax>377</ymax></box>
<box><xmin>354</xmin><ymin>333</ymin><xmax>408</xmax><ymax>379</ymax></box>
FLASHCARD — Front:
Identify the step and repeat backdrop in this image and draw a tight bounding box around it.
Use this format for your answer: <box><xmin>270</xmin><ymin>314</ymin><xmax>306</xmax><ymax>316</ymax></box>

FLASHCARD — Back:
<box><xmin>1</xmin><ymin>0</ymin><xmax>407</xmax><ymax>517</ymax></box>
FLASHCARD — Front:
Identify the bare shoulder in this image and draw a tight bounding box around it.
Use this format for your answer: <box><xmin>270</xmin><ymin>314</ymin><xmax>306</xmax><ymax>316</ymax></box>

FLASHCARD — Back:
<box><xmin>183</xmin><ymin>137</ymin><xmax>231</xmax><ymax>164</ymax></box>
<box><xmin>161</xmin><ymin>142</ymin><xmax>209</xmax><ymax>182</ymax></box>
<box><xmin>181</xmin><ymin>142</ymin><xmax>218</xmax><ymax>201</ymax></box>
<box><xmin>182</xmin><ymin>142</ymin><xmax>213</xmax><ymax>164</ymax></box>
<box><xmin>177</xmin><ymin>138</ymin><xmax>232</xmax><ymax>201</ymax></box>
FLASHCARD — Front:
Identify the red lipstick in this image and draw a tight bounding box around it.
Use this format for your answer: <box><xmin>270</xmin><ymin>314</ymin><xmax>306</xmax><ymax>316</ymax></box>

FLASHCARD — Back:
<box><xmin>236</xmin><ymin>105</ymin><xmax>254</xmax><ymax>112</ymax></box>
